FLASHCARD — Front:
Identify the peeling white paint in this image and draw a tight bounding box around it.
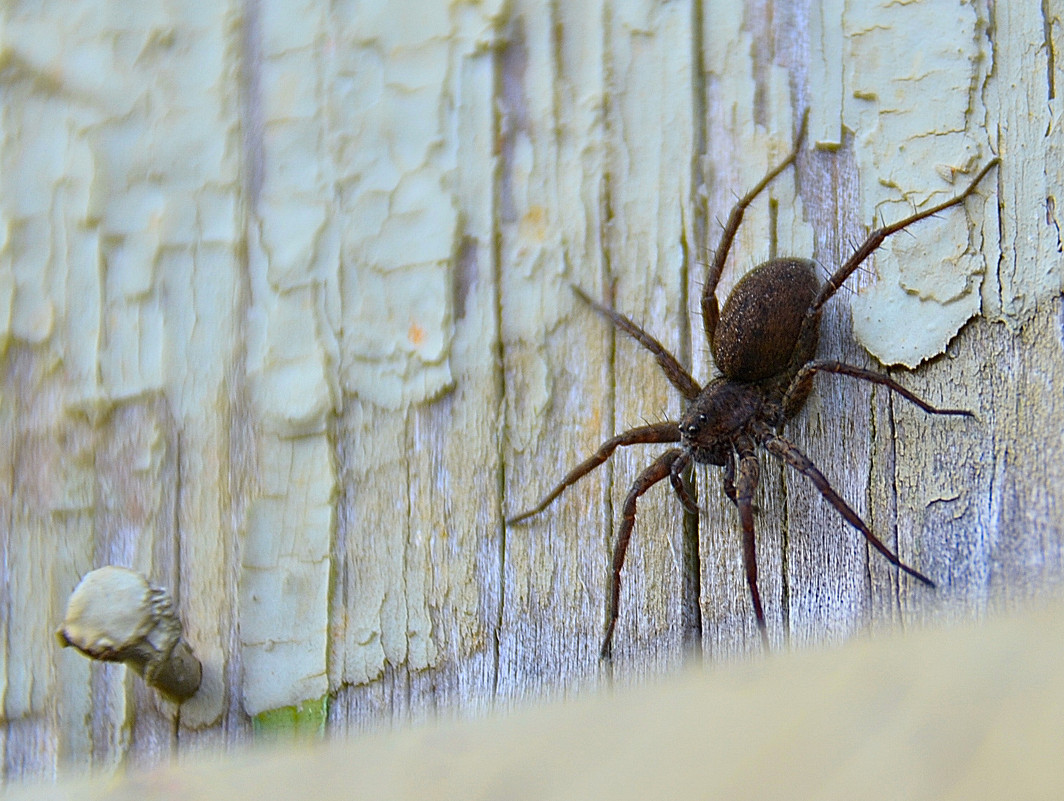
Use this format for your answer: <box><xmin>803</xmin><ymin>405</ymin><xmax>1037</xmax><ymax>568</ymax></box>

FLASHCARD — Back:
<box><xmin>240</xmin><ymin>0</ymin><xmax>336</xmax><ymax>716</ymax></box>
<box><xmin>333</xmin><ymin>3</ymin><xmax>497</xmax><ymax>410</ymax></box>
<box><xmin>704</xmin><ymin>0</ymin><xmax>814</xmax><ymax>297</ymax></box>
<box><xmin>330</xmin><ymin>1</ymin><xmax>504</xmax><ymax>691</ymax></box>
<box><xmin>986</xmin><ymin>1</ymin><xmax>1064</xmax><ymax>326</ymax></box>
<box><xmin>810</xmin><ymin>0</ymin><xmax>1005</xmax><ymax>367</ymax></box>
<box><xmin>0</xmin><ymin>1</ymin><xmax>244</xmax><ymax>735</ymax></box>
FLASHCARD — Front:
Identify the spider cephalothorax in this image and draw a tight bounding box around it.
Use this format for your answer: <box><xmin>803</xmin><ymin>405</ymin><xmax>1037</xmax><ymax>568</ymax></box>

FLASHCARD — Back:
<box><xmin>508</xmin><ymin>116</ymin><xmax>998</xmax><ymax>658</ymax></box>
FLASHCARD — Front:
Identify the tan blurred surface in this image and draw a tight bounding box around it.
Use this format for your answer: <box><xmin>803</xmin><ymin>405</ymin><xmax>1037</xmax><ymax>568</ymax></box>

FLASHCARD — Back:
<box><xmin>10</xmin><ymin>597</ymin><xmax>1062</xmax><ymax>801</ymax></box>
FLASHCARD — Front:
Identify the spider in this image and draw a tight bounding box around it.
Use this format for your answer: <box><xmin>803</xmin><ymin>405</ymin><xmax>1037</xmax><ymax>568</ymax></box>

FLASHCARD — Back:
<box><xmin>507</xmin><ymin>116</ymin><xmax>999</xmax><ymax>659</ymax></box>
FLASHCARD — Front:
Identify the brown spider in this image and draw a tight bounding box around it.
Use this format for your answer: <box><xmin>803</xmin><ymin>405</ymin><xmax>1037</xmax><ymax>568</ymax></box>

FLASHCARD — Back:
<box><xmin>507</xmin><ymin>117</ymin><xmax>999</xmax><ymax>659</ymax></box>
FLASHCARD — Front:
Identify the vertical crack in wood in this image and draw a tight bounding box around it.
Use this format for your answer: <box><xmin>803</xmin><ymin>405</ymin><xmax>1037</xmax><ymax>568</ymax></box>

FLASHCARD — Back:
<box><xmin>681</xmin><ymin>0</ymin><xmax>707</xmax><ymax>660</ymax></box>
<box><xmin>599</xmin><ymin>167</ymin><xmax>618</xmax><ymax>668</ymax></box>
<box><xmin>489</xmin><ymin>29</ymin><xmax>509</xmax><ymax>698</ymax></box>
<box><xmin>882</xmin><ymin>382</ymin><xmax>903</xmax><ymax>624</ymax></box>
<box><xmin>172</xmin><ymin>424</ymin><xmax>186</xmax><ymax>741</ymax></box>
<box><xmin>401</xmin><ymin>410</ymin><xmax>413</xmax><ymax>706</ymax></box>
<box><xmin>599</xmin><ymin>0</ymin><xmax>618</xmax><ymax>669</ymax></box>
<box><xmin>1042</xmin><ymin>0</ymin><xmax>1057</xmax><ymax>100</ymax></box>
<box><xmin>239</xmin><ymin>0</ymin><xmax>264</xmax><ymax>208</ymax></box>
<box><xmin>866</xmin><ymin>379</ymin><xmax>885</xmax><ymax>619</ymax></box>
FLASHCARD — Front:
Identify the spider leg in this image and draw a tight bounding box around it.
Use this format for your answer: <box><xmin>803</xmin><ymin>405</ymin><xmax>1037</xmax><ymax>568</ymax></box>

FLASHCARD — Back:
<box><xmin>734</xmin><ymin>438</ymin><xmax>770</xmax><ymax>648</ymax></box>
<box><xmin>722</xmin><ymin>450</ymin><xmax>738</xmax><ymax>506</ymax></box>
<box><xmin>668</xmin><ymin>448</ymin><xmax>697</xmax><ymax>512</ymax></box>
<box><xmin>811</xmin><ymin>158</ymin><xmax>999</xmax><ymax>312</ymax></box>
<box><xmin>758</xmin><ymin>429</ymin><xmax>935</xmax><ymax>588</ymax></box>
<box><xmin>703</xmin><ymin>112</ymin><xmax>808</xmax><ymax>345</ymax></box>
<box><xmin>507</xmin><ymin>421</ymin><xmax>681</xmax><ymax>525</ymax></box>
<box><xmin>724</xmin><ymin>450</ymin><xmax>765</xmax><ymax>512</ymax></box>
<box><xmin>572</xmin><ymin>286</ymin><xmax>701</xmax><ymax>401</ymax></box>
<box><xmin>783</xmin><ymin>359</ymin><xmax>975</xmax><ymax>420</ymax></box>
<box><xmin>602</xmin><ymin>448</ymin><xmax>684</xmax><ymax>660</ymax></box>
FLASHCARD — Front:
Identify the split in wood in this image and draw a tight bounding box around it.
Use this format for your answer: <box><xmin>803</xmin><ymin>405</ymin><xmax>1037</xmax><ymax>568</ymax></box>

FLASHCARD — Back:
<box><xmin>57</xmin><ymin>566</ymin><xmax>202</xmax><ymax>703</ymax></box>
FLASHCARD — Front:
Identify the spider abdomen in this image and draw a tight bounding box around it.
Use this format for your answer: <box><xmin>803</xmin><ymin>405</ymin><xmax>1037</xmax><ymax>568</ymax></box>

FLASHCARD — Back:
<box><xmin>712</xmin><ymin>258</ymin><xmax>820</xmax><ymax>382</ymax></box>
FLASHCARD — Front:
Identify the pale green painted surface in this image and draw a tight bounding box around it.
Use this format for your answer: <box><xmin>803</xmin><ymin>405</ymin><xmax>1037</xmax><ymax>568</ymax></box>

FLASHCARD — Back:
<box><xmin>252</xmin><ymin>696</ymin><xmax>328</xmax><ymax>740</ymax></box>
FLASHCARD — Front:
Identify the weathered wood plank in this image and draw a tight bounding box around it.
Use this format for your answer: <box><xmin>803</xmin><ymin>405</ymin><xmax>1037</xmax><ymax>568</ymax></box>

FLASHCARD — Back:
<box><xmin>1</xmin><ymin>0</ymin><xmax>1062</xmax><ymax>788</ymax></box>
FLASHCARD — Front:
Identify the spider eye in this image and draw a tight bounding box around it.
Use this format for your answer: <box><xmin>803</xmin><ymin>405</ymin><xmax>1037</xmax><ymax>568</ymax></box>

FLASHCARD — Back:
<box><xmin>681</xmin><ymin>414</ymin><xmax>708</xmax><ymax>437</ymax></box>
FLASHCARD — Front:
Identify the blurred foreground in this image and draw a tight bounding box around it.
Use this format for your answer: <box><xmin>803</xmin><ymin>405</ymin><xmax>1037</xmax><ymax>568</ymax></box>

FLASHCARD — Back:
<box><xmin>8</xmin><ymin>598</ymin><xmax>1062</xmax><ymax>801</ymax></box>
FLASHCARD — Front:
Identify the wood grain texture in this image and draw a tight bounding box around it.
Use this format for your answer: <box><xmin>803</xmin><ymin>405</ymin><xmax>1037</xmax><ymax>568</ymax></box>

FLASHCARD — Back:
<box><xmin>1</xmin><ymin>0</ymin><xmax>1062</xmax><ymax>786</ymax></box>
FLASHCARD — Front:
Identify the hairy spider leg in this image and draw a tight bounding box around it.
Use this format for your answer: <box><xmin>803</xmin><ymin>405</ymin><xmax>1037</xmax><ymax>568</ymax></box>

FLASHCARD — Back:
<box><xmin>722</xmin><ymin>451</ymin><xmax>739</xmax><ymax>505</ymax></box>
<box><xmin>668</xmin><ymin>448</ymin><xmax>698</xmax><ymax>512</ymax></box>
<box><xmin>702</xmin><ymin>112</ymin><xmax>808</xmax><ymax>345</ymax></box>
<box><xmin>757</xmin><ymin>426</ymin><xmax>935</xmax><ymax>588</ymax></box>
<box><xmin>734</xmin><ymin>437</ymin><xmax>770</xmax><ymax>648</ymax></box>
<box><xmin>572</xmin><ymin>286</ymin><xmax>701</xmax><ymax>401</ymax></box>
<box><xmin>811</xmin><ymin>158</ymin><xmax>999</xmax><ymax>313</ymax></box>
<box><xmin>602</xmin><ymin>448</ymin><xmax>685</xmax><ymax>660</ymax></box>
<box><xmin>569</xmin><ymin>286</ymin><xmax>710</xmax><ymax>656</ymax></box>
<box><xmin>783</xmin><ymin>360</ymin><xmax>976</xmax><ymax>420</ymax></box>
<box><xmin>506</xmin><ymin>422</ymin><xmax>681</xmax><ymax>525</ymax></box>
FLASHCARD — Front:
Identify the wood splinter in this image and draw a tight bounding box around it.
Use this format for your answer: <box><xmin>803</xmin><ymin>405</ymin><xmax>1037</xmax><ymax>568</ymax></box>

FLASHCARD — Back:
<box><xmin>57</xmin><ymin>566</ymin><xmax>202</xmax><ymax>703</ymax></box>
